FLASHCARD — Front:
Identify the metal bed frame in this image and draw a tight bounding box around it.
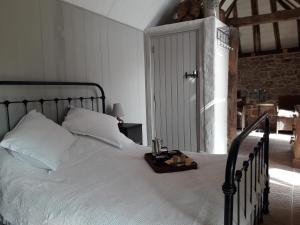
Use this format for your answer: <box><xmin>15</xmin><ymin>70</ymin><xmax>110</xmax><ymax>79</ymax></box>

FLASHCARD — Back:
<box><xmin>223</xmin><ymin>112</ymin><xmax>270</xmax><ymax>225</ymax></box>
<box><xmin>0</xmin><ymin>81</ymin><xmax>106</xmax><ymax>225</ymax></box>
<box><xmin>0</xmin><ymin>81</ymin><xmax>269</xmax><ymax>225</ymax></box>
<box><xmin>0</xmin><ymin>81</ymin><xmax>106</xmax><ymax>131</ymax></box>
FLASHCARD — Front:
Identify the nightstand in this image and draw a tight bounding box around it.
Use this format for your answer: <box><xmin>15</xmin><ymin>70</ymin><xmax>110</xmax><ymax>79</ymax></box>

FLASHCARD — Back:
<box><xmin>118</xmin><ymin>123</ymin><xmax>142</xmax><ymax>145</ymax></box>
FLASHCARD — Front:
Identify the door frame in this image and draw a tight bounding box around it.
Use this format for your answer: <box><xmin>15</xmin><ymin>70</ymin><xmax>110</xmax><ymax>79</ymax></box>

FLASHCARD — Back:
<box><xmin>144</xmin><ymin>19</ymin><xmax>205</xmax><ymax>146</ymax></box>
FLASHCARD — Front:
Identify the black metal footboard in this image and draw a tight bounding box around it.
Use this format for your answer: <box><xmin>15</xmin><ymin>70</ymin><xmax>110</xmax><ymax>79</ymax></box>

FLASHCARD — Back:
<box><xmin>223</xmin><ymin>112</ymin><xmax>270</xmax><ymax>225</ymax></box>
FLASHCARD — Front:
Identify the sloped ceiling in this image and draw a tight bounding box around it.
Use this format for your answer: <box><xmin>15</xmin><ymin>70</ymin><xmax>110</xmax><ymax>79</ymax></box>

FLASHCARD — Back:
<box><xmin>222</xmin><ymin>0</ymin><xmax>300</xmax><ymax>54</ymax></box>
<box><xmin>63</xmin><ymin>0</ymin><xmax>181</xmax><ymax>30</ymax></box>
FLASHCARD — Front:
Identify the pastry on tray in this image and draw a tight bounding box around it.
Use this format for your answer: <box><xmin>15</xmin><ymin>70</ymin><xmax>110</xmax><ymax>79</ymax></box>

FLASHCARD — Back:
<box><xmin>165</xmin><ymin>154</ymin><xmax>194</xmax><ymax>167</ymax></box>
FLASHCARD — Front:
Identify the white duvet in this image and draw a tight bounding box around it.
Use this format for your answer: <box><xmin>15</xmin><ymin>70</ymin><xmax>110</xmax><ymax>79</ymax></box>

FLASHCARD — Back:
<box><xmin>0</xmin><ymin>136</ymin><xmax>255</xmax><ymax>225</ymax></box>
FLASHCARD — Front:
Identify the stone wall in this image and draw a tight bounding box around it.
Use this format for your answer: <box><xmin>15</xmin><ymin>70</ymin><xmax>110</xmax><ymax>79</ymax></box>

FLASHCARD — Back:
<box><xmin>238</xmin><ymin>52</ymin><xmax>300</xmax><ymax>104</ymax></box>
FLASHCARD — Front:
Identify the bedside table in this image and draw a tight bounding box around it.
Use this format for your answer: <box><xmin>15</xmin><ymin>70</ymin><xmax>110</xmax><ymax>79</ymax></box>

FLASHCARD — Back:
<box><xmin>118</xmin><ymin>123</ymin><xmax>142</xmax><ymax>145</ymax></box>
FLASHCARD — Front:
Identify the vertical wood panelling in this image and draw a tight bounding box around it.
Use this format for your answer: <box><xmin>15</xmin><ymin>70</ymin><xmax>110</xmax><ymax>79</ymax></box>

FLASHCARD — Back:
<box><xmin>165</xmin><ymin>36</ymin><xmax>173</xmax><ymax>148</ymax></box>
<box><xmin>107</xmin><ymin>20</ymin><xmax>147</xmax><ymax>140</ymax></box>
<box><xmin>183</xmin><ymin>32</ymin><xmax>191</xmax><ymax>151</ymax></box>
<box><xmin>84</xmin><ymin>12</ymin><xmax>103</xmax><ymax>85</ymax></box>
<box><xmin>151</xmin><ymin>31</ymin><xmax>197</xmax><ymax>151</ymax></box>
<box><xmin>18</xmin><ymin>0</ymin><xmax>44</xmax><ymax>80</ymax></box>
<box><xmin>197</xmin><ymin>24</ymin><xmax>205</xmax><ymax>151</ymax></box>
<box><xmin>153</xmin><ymin>38</ymin><xmax>161</xmax><ymax>139</ymax></box>
<box><xmin>0</xmin><ymin>0</ymin><xmax>148</xmax><ymax>144</ymax></box>
<box><xmin>71</xmin><ymin>7</ymin><xmax>86</xmax><ymax>82</ymax></box>
<box><xmin>136</xmin><ymin>31</ymin><xmax>147</xmax><ymax>145</ymax></box>
<box><xmin>62</xmin><ymin>3</ymin><xmax>75</xmax><ymax>81</ymax></box>
<box><xmin>0</xmin><ymin>0</ymin><xmax>44</xmax><ymax>80</ymax></box>
<box><xmin>0</xmin><ymin>1</ymin><xmax>18</xmax><ymax>79</ymax></box>
<box><xmin>40</xmin><ymin>0</ymin><xmax>66</xmax><ymax>81</ymax></box>
<box><xmin>189</xmin><ymin>31</ymin><xmax>197</xmax><ymax>152</ymax></box>
<box><xmin>39</xmin><ymin>0</ymin><xmax>66</xmax><ymax>111</ymax></box>
<box><xmin>99</xmin><ymin>17</ymin><xmax>112</xmax><ymax>101</ymax></box>
<box><xmin>159</xmin><ymin>38</ymin><xmax>167</xmax><ymax>144</ymax></box>
<box><xmin>83</xmin><ymin>11</ymin><xmax>105</xmax><ymax>109</ymax></box>
<box><xmin>171</xmin><ymin>35</ymin><xmax>179</xmax><ymax>149</ymax></box>
<box><xmin>148</xmin><ymin>18</ymin><xmax>228</xmax><ymax>153</ymax></box>
<box><xmin>62</xmin><ymin>3</ymin><xmax>86</xmax><ymax>101</ymax></box>
<box><xmin>177</xmin><ymin>33</ymin><xmax>185</xmax><ymax>151</ymax></box>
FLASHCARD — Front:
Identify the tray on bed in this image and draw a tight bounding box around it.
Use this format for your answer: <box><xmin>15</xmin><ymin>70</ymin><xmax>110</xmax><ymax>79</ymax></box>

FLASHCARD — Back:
<box><xmin>144</xmin><ymin>150</ymin><xmax>197</xmax><ymax>173</ymax></box>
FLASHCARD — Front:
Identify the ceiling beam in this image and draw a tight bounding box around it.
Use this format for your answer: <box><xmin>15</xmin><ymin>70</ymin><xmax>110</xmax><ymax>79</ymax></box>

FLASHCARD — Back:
<box><xmin>227</xmin><ymin>27</ymin><xmax>239</xmax><ymax>144</ymax></box>
<box><xmin>276</xmin><ymin>0</ymin><xmax>292</xmax><ymax>9</ymax></box>
<box><xmin>225</xmin><ymin>0</ymin><xmax>238</xmax><ymax>18</ymax></box>
<box><xmin>233</xmin><ymin>2</ymin><xmax>242</xmax><ymax>54</ymax></box>
<box><xmin>270</xmin><ymin>0</ymin><xmax>281</xmax><ymax>50</ymax></box>
<box><xmin>220</xmin><ymin>0</ymin><xmax>227</xmax><ymax>7</ymax></box>
<box><xmin>283</xmin><ymin>0</ymin><xmax>298</xmax><ymax>8</ymax></box>
<box><xmin>251</xmin><ymin>0</ymin><xmax>261</xmax><ymax>52</ymax></box>
<box><xmin>239</xmin><ymin>47</ymin><xmax>300</xmax><ymax>57</ymax></box>
<box><xmin>282</xmin><ymin>0</ymin><xmax>300</xmax><ymax>48</ymax></box>
<box><xmin>298</xmin><ymin>20</ymin><xmax>300</xmax><ymax>47</ymax></box>
<box><xmin>227</xmin><ymin>8</ymin><xmax>300</xmax><ymax>27</ymax></box>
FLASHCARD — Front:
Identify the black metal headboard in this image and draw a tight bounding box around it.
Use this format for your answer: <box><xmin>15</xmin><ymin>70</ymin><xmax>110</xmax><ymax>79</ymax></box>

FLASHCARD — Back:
<box><xmin>0</xmin><ymin>81</ymin><xmax>106</xmax><ymax>131</ymax></box>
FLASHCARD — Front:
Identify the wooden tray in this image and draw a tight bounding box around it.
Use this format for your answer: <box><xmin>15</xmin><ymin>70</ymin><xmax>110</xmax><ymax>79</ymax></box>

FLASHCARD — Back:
<box><xmin>144</xmin><ymin>150</ymin><xmax>197</xmax><ymax>173</ymax></box>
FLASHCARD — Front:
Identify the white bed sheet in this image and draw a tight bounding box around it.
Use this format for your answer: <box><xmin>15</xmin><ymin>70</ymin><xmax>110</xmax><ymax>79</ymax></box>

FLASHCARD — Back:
<box><xmin>0</xmin><ymin>136</ymin><xmax>255</xmax><ymax>225</ymax></box>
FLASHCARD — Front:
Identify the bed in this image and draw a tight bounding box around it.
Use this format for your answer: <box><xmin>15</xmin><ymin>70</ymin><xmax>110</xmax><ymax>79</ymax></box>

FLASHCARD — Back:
<box><xmin>0</xmin><ymin>81</ymin><xmax>270</xmax><ymax>225</ymax></box>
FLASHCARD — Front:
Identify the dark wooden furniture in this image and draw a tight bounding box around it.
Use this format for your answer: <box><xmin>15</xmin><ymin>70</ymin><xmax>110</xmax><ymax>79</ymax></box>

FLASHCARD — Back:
<box><xmin>277</xmin><ymin>95</ymin><xmax>300</xmax><ymax>134</ymax></box>
<box><xmin>244</xmin><ymin>103</ymin><xmax>277</xmax><ymax>132</ymax></box>
<box><xmin>118</xmin><ymin>123</ymin><xmax>142</xmax><ymax>145</ymax></box>
<box><xmin>278</xmin><ymin>95</ymin><xmax>300</xmax><ymax>111</ymax></box>
<box><xmin>293</xmin><ymin>105</ymin><xmax>300</xmax><ymax>168</ymax></box>
<box><xmin>293</xmin><ymin>115</ymin><xmax>300</xmax><ymax>168</ymax></box>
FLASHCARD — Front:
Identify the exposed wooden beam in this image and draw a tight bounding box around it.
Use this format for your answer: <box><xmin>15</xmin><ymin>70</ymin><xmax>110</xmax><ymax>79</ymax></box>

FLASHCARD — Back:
<box><xmin>270</xmin><ymin>0</ymin><xmax>281</xmax><ymax>49</ymax></box>
<box><xmin>251</xmin><ymin>0</ymin><xmax>261</xmax><ymax>52</ymax></box>
<box><xmin>253</xmin><ymin>26</ymin><xmax>261</xmax><ymax>52</ymax></box>
<box><xmin>233</xmin><ymin>2</ymin><xmax>242</xmax><ymax>54</ymax></box>
<box><xmin>225</xmin><ymin>0</ymin><xmax>239</xmax><ymax>18</ymax></box>
<box><xmin>233</xmin><ymin>3</ymin><xmax>238</xmax><ymax>21</ymax></box>
<box><xmin>227</xmin><ymin>27</ymin><xmax>239</xmax><ymax>146</ymax></box>
<box><xmin>283</xmin><ymin>0</ymin><xmax>300</xmax><ymax>49</ymax></box>
<box><xmin>283</xmin><ymin>0</ymin><xmax>298</xmax><ymax>8</ymax></box>
<box><xmin>219</xmin><ymin>9</ymin><xmax>226</xmax><ymax>23</ymax></box>
<box><xmin>239</xmin><ymin>47</ymin><xmax>300</xmax><ymax>57</ymax></box>
<box><xmin>276</xmin><ymin>0</ymin><xmax>292</xmax><ymax>9</ymax></box>
<box><xmin>227</xmin><ymin>8</ymin><xmax>300</xmax><ymax>26</ymax></box>
<box><xmin>298</xmin><ymin>20</ymin><xmax>300</xmax><ymax>48</ymax></box>
<box><xmin>220</xmin><ymin>0</ymin><xmax>227</xmax><ymax>7</ymax></box>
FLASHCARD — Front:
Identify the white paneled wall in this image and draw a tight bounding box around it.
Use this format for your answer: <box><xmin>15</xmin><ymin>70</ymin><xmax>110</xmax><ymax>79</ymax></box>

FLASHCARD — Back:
<box><xmin>0</xmin><ymin>0</ymin><xmax>147</xmax><ymax>144</ymax></box>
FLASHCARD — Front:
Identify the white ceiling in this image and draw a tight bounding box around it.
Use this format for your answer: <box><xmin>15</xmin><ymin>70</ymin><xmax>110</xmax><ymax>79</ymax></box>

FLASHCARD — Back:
<box><xmin>63</xmin><ymin>0</ymin><xmax>181</xmax><ymax>30</ymax></box>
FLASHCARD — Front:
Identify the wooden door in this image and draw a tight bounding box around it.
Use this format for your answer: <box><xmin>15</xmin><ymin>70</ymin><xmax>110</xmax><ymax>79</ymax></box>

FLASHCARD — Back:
<box><xmin>151</xmin><ymin>30</ymin><xmax>198</xmax><ymax>152</ymax></box>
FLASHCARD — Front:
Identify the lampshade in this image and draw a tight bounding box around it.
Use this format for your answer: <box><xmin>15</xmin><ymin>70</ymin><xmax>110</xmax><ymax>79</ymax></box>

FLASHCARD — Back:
<box><xmin>112</xmin><ymin>103</ymin><xmax>124</xmax><ymax>118</ymax></box>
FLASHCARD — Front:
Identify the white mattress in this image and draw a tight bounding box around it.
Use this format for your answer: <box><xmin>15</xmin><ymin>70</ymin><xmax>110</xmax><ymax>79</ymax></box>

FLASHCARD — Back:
<box><xmin>0</xmin><ymin>135</ymin><xmax>255</xmax><ymax>225</ymax></box>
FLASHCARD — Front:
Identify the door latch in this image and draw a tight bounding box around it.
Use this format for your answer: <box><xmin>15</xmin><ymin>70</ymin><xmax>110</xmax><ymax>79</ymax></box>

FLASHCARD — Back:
<box><xmin>184</xmin><ymin>70</ymin><xmax>199</xmax><ymax>79</ymax></box>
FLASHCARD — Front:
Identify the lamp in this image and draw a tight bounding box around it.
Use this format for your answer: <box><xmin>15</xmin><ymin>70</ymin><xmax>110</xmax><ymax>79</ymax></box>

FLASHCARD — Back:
<box><xmin>112</xmin><ymin>103</ymin><xmax>124</xmax><ymax>123</ymax></box>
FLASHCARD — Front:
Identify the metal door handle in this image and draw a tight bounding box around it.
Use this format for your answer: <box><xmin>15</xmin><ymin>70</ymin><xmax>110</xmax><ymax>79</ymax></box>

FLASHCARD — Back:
<box><xmin>184</xmin><ymin>70</ymin><xmax>199</xmax><ymax>79</ymax></box>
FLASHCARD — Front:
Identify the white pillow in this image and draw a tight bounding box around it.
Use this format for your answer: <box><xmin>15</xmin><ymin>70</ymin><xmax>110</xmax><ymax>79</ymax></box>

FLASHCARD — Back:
<box><xmin>62</xmin><ymin>108</ymin><xmax>122</xmax><ymax>148</ymax></box>
<box><xmin>0</xmin><ymin>110</ymin><xmax>76</xmax><ymax>171</ymax></box>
